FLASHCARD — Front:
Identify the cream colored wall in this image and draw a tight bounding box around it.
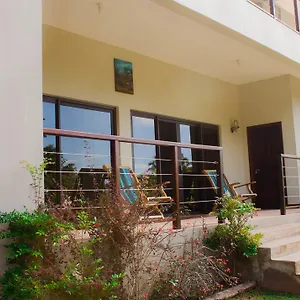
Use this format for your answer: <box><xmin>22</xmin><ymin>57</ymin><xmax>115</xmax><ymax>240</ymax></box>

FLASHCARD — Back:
<box><xmin>239</xmin><ymin>76</ymin><xmax>299</xmax><ymax>204</ymax></box>
<box><xmin>0</xmin><ymin>1</ymin><xmax>43</xmax><ymax>212</ymax></box>
<box><xmin>291</xmin><ymin>76</ymin><xmax>300</xmax><ymax>154</ymax></box>
<box><xmin>43</xmin><ymin>25</ymin><xmax>245</xmax><ymax>183</ymax></box>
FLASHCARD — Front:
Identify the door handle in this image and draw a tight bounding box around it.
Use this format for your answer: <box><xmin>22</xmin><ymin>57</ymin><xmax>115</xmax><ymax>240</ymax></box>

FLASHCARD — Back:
<box><xmin>255</xmin><ymin>169</ymin><xmax>260</xmax><ymax>175</ymax></box>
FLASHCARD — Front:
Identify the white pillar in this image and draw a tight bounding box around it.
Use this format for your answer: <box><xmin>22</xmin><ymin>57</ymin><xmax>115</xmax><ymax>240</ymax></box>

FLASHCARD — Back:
<box><xmin>0</xmin><ymin>0</ymin><xmax>43</xmax><ymax>212</ymax></box>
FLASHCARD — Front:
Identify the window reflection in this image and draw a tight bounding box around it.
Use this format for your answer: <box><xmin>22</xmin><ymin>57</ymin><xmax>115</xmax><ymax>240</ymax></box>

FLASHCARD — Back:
<box><xmin>43</xmin><ymin>97</ymin><xmax>115</xmax><ymax>205</ymax></box>
<box><xmin>180</xmin><ymin>124</ymin><xmax>192</xmax><ymax>167</ymax></box>
<box><xmin>43</xmin><ymin>101</ymin><xmax>55</xmax><ymax>128</ymax></box>
<box><xmin>61</xmin><ymin>105</ymin><xmax>112</xmax><ymax>134</ymax></box>
<box><xmin>61</xmin><ymin>137</ymin><xmax>111</xmax><ymax>172</ymax></box>
<box><xmin>275</xmin><ymin>0</ymin><xmax>297</xmax><ymax>29</ymax></box>
<box><xmin>251</xmin><ymin>0</ymin><xmax>271</xmax><ymax>13</ymax></box>
<box><xmin>132</xmin><ymin>116</ymin><xmax>156</xmax><ymax>174</ymax></box>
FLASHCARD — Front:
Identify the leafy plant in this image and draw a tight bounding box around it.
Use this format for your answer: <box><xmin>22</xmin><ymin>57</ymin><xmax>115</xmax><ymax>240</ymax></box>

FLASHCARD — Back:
<box><xmin>206</xmin><ymin>195</ymin><xmax>263</xmax><ymax>258</ymax></box>
<box><xmin>149</xmin><ymin>224</ymin><xmax>238</xmax><ymax>300</ymax></box>
<box><xmin>0</xmin><ymin>209</ymin><xmax>123</xmax><ymax>300</ymax></box>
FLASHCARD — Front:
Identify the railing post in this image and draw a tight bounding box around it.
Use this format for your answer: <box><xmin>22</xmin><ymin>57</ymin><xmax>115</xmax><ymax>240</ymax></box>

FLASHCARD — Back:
<box><xmin>270</xmin><ymin>0</ymin><xmax>275</xmax><ymax>16</ymax></box>
<box><xmin>294</xmin><ymin>0</ymin><xmax>300</xmax><ymax>32</ymax></box>
<box><xmin>216</xmin><ymin>149</ymin><xmax>225</xmax><ymax>223</ymax></box>
<box><xmin>280</xmin><ymin>154</ymin><xmax>286</xmax><ymax>215</ymax></box>
<box><xmin>111</xmin><ymin>140</ymin><xmax>120</xmax><ymax>199</ymax></box>
<box><xmin>171</xmin><ymin>146</ymin><xmax>181</xmax><ymax>230</ymax></box>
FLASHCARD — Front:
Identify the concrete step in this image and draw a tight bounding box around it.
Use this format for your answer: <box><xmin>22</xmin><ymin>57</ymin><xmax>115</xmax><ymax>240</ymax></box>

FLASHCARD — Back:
<box><xmin>253</xmin><ymin>223</ymin><xmax>300</xmax><ymax>243</ymax></box>
<box><xmin>261</xmin><ymin>235</ymin><xmax>300</xmax><ymax>259</ymax></box>
<box><xmin>249</xmin><ymin>213</ymin><xmax>300</xmax><ymax>229</ymax></box>
<box><xmin>272</xmin><ymin>251</ymin><xmax>300</xmax><ymax>275</ymax></box>
<box><xmin>242</xmin><ymin>220</ymin><xmax>300</xmax><ymax>294</ymax></box>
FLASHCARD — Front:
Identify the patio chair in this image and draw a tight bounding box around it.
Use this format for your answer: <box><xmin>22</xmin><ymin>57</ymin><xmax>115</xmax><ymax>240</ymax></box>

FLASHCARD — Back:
<box><xmin>103</xmin><ymin>165</ymin><xmax>172</xmax><ymax>218</ymax></box>
<box><xmin>203</xmin><ymin>169</ymin><xmax>257</xmax><ymax>202</ymax></box>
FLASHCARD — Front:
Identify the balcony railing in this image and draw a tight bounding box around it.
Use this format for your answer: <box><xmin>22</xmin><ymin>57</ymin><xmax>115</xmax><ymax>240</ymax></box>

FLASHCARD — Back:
<box><xmin>280</xmin><ymin>154</ymin><xmax>300</xmax><ymax>214</ymax></box>
<box><xmin>249</xmin><ymin>0</ymin><xmax>300</xmax><ymax>32</ymax></box>
<box><xmin>43</xmin><ymin>128</ymin><xmax>225</xmax><ymax>229</ymax></box>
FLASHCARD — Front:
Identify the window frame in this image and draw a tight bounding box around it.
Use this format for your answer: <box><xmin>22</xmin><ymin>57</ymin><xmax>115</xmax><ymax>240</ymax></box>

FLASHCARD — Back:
<box><xmin>43</xmin><ymin>95</ymin><xmax>117</xmax><ymax>203</ymax></box>
<box><xmin>130</xmin><ymin>110</ymin><xmax>220</xmax><ymax>146</ymax></box>
<box><xmin>130</xmin><ymin>110</ymin><xmax>220</xmax><ymax>175</ymax></box>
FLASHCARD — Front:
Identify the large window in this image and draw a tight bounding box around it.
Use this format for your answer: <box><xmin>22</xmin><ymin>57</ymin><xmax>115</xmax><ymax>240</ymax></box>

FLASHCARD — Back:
<box><xmin>131</xmin><ymin>111</ymin><xmax>220</xmax><ymax>214</ymax></box>
<box><xmin>43</xmin><ymin>96</ymin><xmax>116</xmax><ymax>203</ymax></box>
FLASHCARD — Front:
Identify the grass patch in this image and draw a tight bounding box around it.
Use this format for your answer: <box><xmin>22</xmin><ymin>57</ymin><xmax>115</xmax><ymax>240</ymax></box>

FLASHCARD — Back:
<box><xmin>231</xmin><ymin>289</ymin><xmax>300</xmax><ymax>299</ymax></box>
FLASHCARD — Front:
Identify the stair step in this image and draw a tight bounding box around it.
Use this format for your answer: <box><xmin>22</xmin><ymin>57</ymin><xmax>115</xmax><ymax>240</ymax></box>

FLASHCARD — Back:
<box><xmin>272</xmin><ymin>251</ymin><xmax>300</xmax><ymax>274</ymax></box>
<box><xmin>253</xmin><ymin>223</ymin><xmax>300</xmax><ymax>243</ymax></box>
<box><xmin>261</xmin><ymin>235</ymin><xmax>300</xmax><ymax>258</ymax></box>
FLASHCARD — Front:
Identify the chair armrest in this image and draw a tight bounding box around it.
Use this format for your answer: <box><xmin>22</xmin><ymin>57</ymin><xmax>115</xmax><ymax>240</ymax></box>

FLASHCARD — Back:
<box><xmin>147</xmin><ymin>196</ymin><xmax>172</xmax><ymax>202</ymax></box>
<box><xmin>240</xmin><ymin>193</ymin><xmax>257</xmax><ymax>197</ymax></box>
<box><xmin>230</xmin><ymin>182</ymin><xmax>241</xmax><ymax>187</ymax></box>
<box><xmin>234</xmin><ymin>181</ymin><xmax>256</xmax><ymax>188</ymax></box>
<box><xmin>149</xmin><ymin>181</ymin><xmax>171</xmax><ymax>188</ymax></box>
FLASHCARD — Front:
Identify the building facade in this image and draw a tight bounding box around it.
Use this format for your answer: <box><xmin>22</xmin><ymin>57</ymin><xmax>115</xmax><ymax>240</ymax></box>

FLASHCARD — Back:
<box><xmin>2</xmin><ymin>0</ymin><xmax>300</xmax><ymax>213</ymax></box>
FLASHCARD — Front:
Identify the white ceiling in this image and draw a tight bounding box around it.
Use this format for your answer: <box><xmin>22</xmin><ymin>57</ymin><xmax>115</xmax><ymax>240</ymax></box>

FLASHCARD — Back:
<box><xmin>43</xmin><ymin>0</ymin><xmax>300</xmax><ymax>85</ymax></box>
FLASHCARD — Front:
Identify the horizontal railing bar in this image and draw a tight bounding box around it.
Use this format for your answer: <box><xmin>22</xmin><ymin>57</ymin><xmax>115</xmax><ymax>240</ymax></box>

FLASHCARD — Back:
<box><xmin>44</xmin><ymin>151</ymin><xmax>110</xmax><ymax>158</ymax></box>
<box><xmin>44</xmin><ymin>128</ymin><xmax>223</xmax><ymax>151</ymax></box>
<box><xmin>284</xmin><ymin>195</ymin><xmax>300</xmax><ymax>198</ymax></box>
<box><xmin>178</xmin><ymin>187</ymin><xmax>216</xmax><ymax>190</ymax></box>
<box><xmin>45</xmin><ymin>170</ymin><xmax>108</xmax><ymax>174</ymax></box>
<box><xmin>179</xmin><ymin>174</ymin><xmax>218</xmax><ymax>177</ymax></box>
<box><xmin>284</xmin><ymin>186</ymin><xmax>300</xmax><ymax>189</ymax></box>
<box><xmin>130</xmin><ymin>173</ymin><xmax>173</xmax><ymax>176</ymax></box>
<box><xmin>45</xmin><ymin>189</ymin><xmax>111</xmax><ymax>192</ymax></box>
<box><xmin>283</xmin><ymin>166</ymin><xmax>298</xmax><ymax>169</ymax></box>
<box><xmin>281</xmin><ymin>154</ymin><xmax>300</xmax><ymax>160</ymax></box>
<box><xmin>179</xmin><ymin>200</ymin><xmax>216</xmax><ymax>204</ymax></box>
<box><xmin>125</xmin><ymin>156</ymin><xmax>172</xmax><ymax>162</ymax></box>
<box><xmin>178</xmin><ymin>159</ymin><xmax>218</xmax><ymax>164</ymax></box>
<box><xmin>283</xmin><ymin>176</ymin><xmax>300</xmax><ymax>178</ymax></box>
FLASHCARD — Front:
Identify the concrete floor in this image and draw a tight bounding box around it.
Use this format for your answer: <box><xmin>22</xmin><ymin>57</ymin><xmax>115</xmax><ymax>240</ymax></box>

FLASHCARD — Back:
<box><xmin>151</xmin><ymin>208</ymin><xmax>300</xmax><ymax>230</ymax></box>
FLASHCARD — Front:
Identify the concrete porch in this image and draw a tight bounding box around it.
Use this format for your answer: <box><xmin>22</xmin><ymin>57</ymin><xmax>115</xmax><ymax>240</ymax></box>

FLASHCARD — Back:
<box><xmin>168</xmin><ymin>208</ymin><xmax>300</xmax><ymax>295</ymax></box>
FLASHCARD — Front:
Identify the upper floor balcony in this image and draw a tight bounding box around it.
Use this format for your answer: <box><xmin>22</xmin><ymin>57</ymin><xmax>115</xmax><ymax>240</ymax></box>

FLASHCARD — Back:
<box><xmin>250</xmin><ymin>0</ymin><xmax>300</xmax><ymax>33</ymax></box>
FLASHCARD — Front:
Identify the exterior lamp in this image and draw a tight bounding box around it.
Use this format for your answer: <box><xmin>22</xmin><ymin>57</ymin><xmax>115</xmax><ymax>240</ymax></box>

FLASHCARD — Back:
<box><xmin>230</xmin><ymin>120</ymin><xmax>240</xmax><ymax>133</ymax></box>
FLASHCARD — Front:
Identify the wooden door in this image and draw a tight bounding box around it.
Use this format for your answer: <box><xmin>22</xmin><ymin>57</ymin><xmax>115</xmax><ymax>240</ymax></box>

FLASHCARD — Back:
<box><xmin>247</xmin><ymin>122</ymin><xmax>284</xmax><ymax>209</ymax></box>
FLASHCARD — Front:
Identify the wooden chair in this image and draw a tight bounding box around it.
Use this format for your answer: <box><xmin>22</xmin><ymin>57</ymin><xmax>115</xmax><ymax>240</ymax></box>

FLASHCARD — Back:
<box><xmin>203</xmin><ymin>169</ymin><xmax>257</xmax><ymax>202</ymax></box>
<box><xmin>103</xmin><ymin>165</ymin><xmax>172</xmax><ymax>218</ymax></box>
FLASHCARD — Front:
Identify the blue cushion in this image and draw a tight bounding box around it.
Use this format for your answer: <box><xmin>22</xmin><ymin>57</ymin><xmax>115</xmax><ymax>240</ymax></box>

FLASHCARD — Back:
<box><xmin>206</xmin><ymin>170</ymin><xmax>234</xmax><ymax>198</ymax></box>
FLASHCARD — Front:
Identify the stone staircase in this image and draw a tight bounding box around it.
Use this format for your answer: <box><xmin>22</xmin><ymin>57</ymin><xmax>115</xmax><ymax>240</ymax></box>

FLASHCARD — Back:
<box><xmin>248</xmin><ymin>214</ymin><xmax>300</xmax><ymax>294</ymax></box>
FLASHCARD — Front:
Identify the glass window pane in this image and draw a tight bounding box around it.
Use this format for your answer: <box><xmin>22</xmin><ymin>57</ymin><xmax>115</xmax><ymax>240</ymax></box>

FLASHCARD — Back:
<box><xmin>275</xmin><ymin>0</ymin><xmax>297</xmax><ymax>29</ymax></box>
<box><xmin>43</xmin><ymin>135</ymin><xmax>58</xmax><ymax>203</ymax></box>
<box><xmin>61</xmin><ymin>137</ymin><xmax>111</xmax><ymax>173</ymax></box>
<box><xmin>59</xmin><ymin>137</ymin><xmax>111</xmax><ymax>200</ymax></box>
<box><xmin>132</xmin><ymin>116</ymin><xmax>155</xmax><ymax>140</ymax></box>
<box><xmin>43</xmin><ymin>101</ymin><xmax>55</xmax><ymax>128</ymax></box>
<box><xmin>61</xmin><ymin>105</ymin><xmax>112</xmax><ymax>134</ymax></box>
<box><xmin>179</xmin><ymin>124</ymin><xmax>192</xmax><ymax>170</ymax></box>
<box><xmin>132</xmin><ymin>116</ymin><xmax>156</xmax><ymax>174</ymax></box>
<box><xmin>251</xmin><ymin>0</ymin><xmax>271</xmax><ymax>13</ymax></box>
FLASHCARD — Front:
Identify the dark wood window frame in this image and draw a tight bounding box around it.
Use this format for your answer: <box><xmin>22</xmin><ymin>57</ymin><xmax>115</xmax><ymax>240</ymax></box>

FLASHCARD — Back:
<box><xmin>43</xmin><ymin>95</ymin><xmax>117</xmax><ymax>202</ymax></box>
<box><xmin>130</xmin><ymin>110</ymin><xmax>220</xmax><ymax>146</ymax></box>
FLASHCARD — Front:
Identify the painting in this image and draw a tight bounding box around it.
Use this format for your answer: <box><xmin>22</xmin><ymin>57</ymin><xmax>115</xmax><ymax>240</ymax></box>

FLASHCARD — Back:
<box><xmin>114</xmin><ymin>58</ymin><xmax>134</xmax><ymax>95</ymax></box>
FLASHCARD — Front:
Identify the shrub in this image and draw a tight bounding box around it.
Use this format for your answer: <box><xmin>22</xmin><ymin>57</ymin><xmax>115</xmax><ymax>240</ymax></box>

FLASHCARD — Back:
<box><xmin>148</xmin><ymin>225</ymin><xmax>238</xmax><ymax>299</ymax></box>
<box><xmin>0</xmin><ymin>161</ymin><xmax>240</xmax><ymax>299</ymax></box>
<box><xmin>206</xmin><ymin>195</ymin><xmax>263</xmax><ymax>259</ymax></box>
<box><xmin>0</xmin><ymin>209</ymin><xmax>123</xmax><ymax>300</ymax></box>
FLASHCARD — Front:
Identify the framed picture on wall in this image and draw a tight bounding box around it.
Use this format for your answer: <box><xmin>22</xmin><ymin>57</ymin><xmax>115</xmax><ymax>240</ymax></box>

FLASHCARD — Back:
<box><xmin>114</xmin><ymin>58</ymin><xmax>134</xmax><ymax>95</ymax></box>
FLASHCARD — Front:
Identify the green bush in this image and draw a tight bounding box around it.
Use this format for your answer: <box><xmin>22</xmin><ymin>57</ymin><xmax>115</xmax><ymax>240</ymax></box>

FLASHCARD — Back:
<box><xmin>206</xmin><ymin>196</ymin><xmax>263</xmax><ymax>258</ymax></box>
<box><xmin>0</xmin><ymin>209</ymin><xmax>123</xmax><ymax>300</ymax></box>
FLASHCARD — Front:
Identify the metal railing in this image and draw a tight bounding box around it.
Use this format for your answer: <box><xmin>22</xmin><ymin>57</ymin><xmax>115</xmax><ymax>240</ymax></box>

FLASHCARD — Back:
<box><xmin>43</xmin><ymin>128</ymin><xmax>225</xmax><ymax>229</ymax></box>
<box><xmin>280</xmin><ymin>154</ymin><xmax>300</xmax><ymax>215</ymax></box>
<box><xmin>249</xmin><ymin>0</ymin><xmax>300</xmax><ymax>32</ymax></box>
